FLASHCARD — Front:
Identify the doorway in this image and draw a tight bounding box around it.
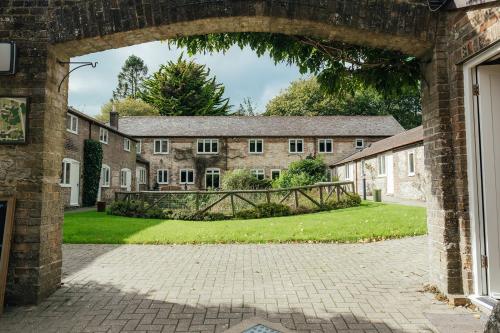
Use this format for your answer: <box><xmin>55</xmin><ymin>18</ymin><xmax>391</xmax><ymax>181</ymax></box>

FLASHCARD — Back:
<box><xmin>62</xmin><ymin>158</ymin><xmax>80</xmax><ymax>206</ymax></box>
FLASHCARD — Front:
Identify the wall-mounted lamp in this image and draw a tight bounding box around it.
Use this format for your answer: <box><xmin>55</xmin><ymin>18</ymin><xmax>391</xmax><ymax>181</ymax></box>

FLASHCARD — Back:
<box><xmin>0</xmin><ymin>42</ymin><xmax>16</xmax><ymax>75</ymax></box>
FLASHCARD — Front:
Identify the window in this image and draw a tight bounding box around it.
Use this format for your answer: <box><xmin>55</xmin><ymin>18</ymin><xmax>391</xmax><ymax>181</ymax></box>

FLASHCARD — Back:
<box><xmin>137</xmin><ymin>139</ymin><xmax>142</xmax><ymax>154</ymax></box>
<box><xmin>361</xmin><ymin>160</ymin><xmax>366</xmax><ymax>177</ymax></box>
<box><xmin>123</xmin><ymin>138</ymin><xmax>131</xmax><ymax>152</ymax></box>
<box><xmin>154</xmin><ymin>139</ymin><xmax>169</xmax><ymax>154</ymax></box>
<box><xmin>99</xmin><ymin>128</ymin><xmax>108</xmax><ymax>144</ymax></box>
<box><xmin>60</xmin><ymin>160</ymin><xmax>71</xmax><ymax>186</ymax></box>
<box><xmin>180</xmin><ymin>169</ymin><xmax>195</xmax><ymax>184</ymax></box>
<box><xmin>249</xmin><ymin>139</ymin><xmax>264</xmax><ymax>154</ymax></box>
<box><xmin>289</xmin><ymin>139</ymin><xmax>304</xmax><ymax>153</ymax></box>
<box><xmin>355</xmin><ymin>138</ymin><xmax>364</xmax><ymax>149</ymax></box>
<box><xmin>157</xmin><ymin>169</ymin><xmax>169</xmax><ymax>184</ymax></box>
<box><xmin>318</xmin><ymin>139</ymin><xmax>333</xmax><ymax>153</ymax></box>
<box><xmin>345</xmin><ymin>163</ymin><xmax>352</xmax><ymax>180</ymax></box>
<box><xmin>205</xmin><ymin>169</ymin><xmax>220</xmax><ymax>189</ymax></box>
<box><xmin>66</xmin><ymin>114</ymin><xmax>78</xmax><ymax>134</ymax></box>
<box><xmin>101</xmin><ymin>165</ymin><xmax>110</xmax><ymax>187</ymax></box>
<box><xmin>271</xmin><ymin>169</ymin><xmax>281</xmax><ymax>180</ymax></box>
<box><xmin>408</xmin><ymin>150</ymin><xmax>416</xmax><ymax>176</ymax></box>
<box><xmin>138</xmin><ymin>167</ymin><xmax>147</xmax><ymax>185</ymax></box>
<box><xmin>377</xmin><ymin>155</ymin><xmax>386</xmax><ymax>176</ymax></box>
<box><xmin>197</xmin><ymin>139</ymin><xmax>219</xmax><ymax>154</ymax></box>
<box><xmin>120</xmin><ymin>168</ymin><xmax>131</xmax><ymax>189</ymax></box>
<box><xmin>251</xmin><ymin>169</ymin><xmax>265</xmax><ymax>180</ymax></box>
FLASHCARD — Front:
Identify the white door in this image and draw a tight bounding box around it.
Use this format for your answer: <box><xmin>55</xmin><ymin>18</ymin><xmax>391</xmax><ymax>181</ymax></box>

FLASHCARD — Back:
<box><xmin>478</xmin><ymin>65</ymin><xmax>500</xmax><ymax>298</ymax></box>
<box><xmin>386</xmin><ymin>154</ymin><xmax>394</xmax><ymax>195</ymax></box>
<box><xmin>69</xmin><ymin>161</ymin><xmax>80</xmax><ymax>206</ymax></box>
<box><xmin>121</xmin><ymin>169</ymin><xmax>132</xmax><ymax>192</ymax></box>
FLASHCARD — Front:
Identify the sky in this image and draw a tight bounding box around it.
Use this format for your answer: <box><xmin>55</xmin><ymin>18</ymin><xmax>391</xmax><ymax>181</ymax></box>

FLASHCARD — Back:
<box><xmin>68</xmin><ymin>41</ymin><xmax>304</xmax><ymax>116</ymax></box>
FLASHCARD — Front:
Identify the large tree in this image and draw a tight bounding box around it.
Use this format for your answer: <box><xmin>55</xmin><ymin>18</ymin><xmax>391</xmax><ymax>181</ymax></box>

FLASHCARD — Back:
<box><xmin>265</xmin><ymin>77</ymin><xmax>421</xmax><ymax>129</ymax></box>
<box><xmin>96</xmin><ymin>98</ymin><xmax>159</xmax><ymax>122</ymax></box>
<box><xmin>169</xmin><ymin>33</ymin><xmax>420</xmax><ymax>98</ymax></box>
<box><xmin>233</xmin><ymin>97</ymin><xmax>257</xmax><ymax>116</ymax></box>
<box><xmin>113</xmin><ymin>55</ymin><xmax>148</xmax><ymax>100</ymax></box>
<box><xmin>139</xmin><ymin>55</ymin><xmax>231</xmax><ymax>116</ymax></box>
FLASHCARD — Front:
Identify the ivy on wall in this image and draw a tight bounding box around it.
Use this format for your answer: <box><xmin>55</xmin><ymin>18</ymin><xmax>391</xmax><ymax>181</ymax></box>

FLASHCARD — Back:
<box><xmin>82</xmin><ymin>139</ymin><xmax>103</xmax><ymax>206</ymax></box>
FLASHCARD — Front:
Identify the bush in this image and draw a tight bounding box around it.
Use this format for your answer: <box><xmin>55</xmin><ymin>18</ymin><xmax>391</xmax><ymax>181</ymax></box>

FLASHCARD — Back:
<box><xmin>107</xmin><ymin>200</ymin><xmax>169</xmax><ymax>219</ymax></box>
<box><xmin>273</xmin><ymin>156</ymin><xmax>328</xmax><ymax>188</ymax></box>
<box><xmin>256</xmin><ymin>202</ymin><xmax>291</xmax><ymax>217</ymax></box>
<box><xmin>235</xmin><ymin>208</ymin><xmax>260</xmax><ymax>220</ymax></box>
<box><xmin>222</xmin><ymin>169</ymin><xmax>272</xmax><ymax>190</ymax></box>
<box><xmin>325</xmin><ymin>193</ymin><xmax>362</xmax><ymax>210</ymax></box>
<box><xmin>171</xmin><ymin>210</ymin><xmax>230</xmax><ymax>221</ymax></box>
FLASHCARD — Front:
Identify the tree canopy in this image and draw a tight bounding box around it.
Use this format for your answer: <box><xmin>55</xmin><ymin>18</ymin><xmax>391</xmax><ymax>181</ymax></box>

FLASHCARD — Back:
<box><xmin>265</xmin><ymin>77</ymin><xmax>421</xmax><ymax>129</ymax></box>
<box><xmin>113</xmin><ymin>55</ymin><xmax>149</xmax><ymax>100</ymax></box>
<box><xmin>139</xmin><ymin>55</ymin><xmax>231</xmax><ymax>116</ymax></box>
<box><xmin>233</xmin><ymin>97</ymin><xmax>257</xmax><ymax>116</ymax></box>
<box><xmin>96</xmin><ymin>98</ymin><xmax>159</xmax><ymax>122</ymax></box>
<box><xmin>169</xmin><ymin>33</ymin><xmax>420</xmax><ymax>98</ymax></box>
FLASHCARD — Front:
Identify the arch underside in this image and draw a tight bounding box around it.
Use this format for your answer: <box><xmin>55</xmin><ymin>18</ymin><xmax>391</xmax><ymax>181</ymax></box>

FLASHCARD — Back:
<box><xmin>49</xmin><ymin>1</ymin><xmax>437</xmax><ymax>58</ymax></box>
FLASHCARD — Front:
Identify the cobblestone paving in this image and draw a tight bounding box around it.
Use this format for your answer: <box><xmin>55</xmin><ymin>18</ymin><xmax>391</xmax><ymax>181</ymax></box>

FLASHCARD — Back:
<box><xmin>0</xmin><ymin>237</ymin><xmax>479</xmax><ymax>332</ymax></box>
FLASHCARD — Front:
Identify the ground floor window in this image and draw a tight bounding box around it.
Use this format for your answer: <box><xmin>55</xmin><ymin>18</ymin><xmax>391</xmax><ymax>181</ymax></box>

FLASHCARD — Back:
<box><xmin>271</xmin><ymin>169</ymin><xmax>281</xmax><ymax>180</ymax></box>
<box><xmin>251</xmin><ymin>169</ymin><xmax>265</xmax><ymax>180</ymax></box>
<box><xmin>180</xmin><ymin>169</ymin><xmax>195</xmax><ymax>184</ymax></box>
<box><xmin>205</xmin><ymin>169</ymin><xmax>220</xmax><ymax>189</ymax></box>
<box><xmin>157</xmin><ymin>169</ymin><xmax>169</xmax><ymax>184</ymax></box>
<box><xmin>377</xmin><ymin>155</ymin><xmax>386</xmax><ymax>176</ymax></box>
<box><xmin>138</xmin><ymin>167</ymin><xmax>147</xmax><ymax>184</ymax></box>
<box><xmin>408</xmin><ymin>151</ymin><xmax>416</xmax><ymax>176</ymax></box>
<box><xmin>101</xmin><ymin>164</ymin><xmax>110</xmax><ymax>187</ymax></box>
<box><xmin>60</xmin><ymin>160</ymin><xmax>71</xmax><ymax>185</ymax></box>
<box><xmin>120</xmin><ymin>168</ymin><xmax>131</xmax><ymax>189</ymax></box>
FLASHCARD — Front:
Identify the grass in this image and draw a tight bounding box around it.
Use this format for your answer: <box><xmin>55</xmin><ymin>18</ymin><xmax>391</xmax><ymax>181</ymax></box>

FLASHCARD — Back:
<box><xmin>63</xmin><ymin>201</ymin><xmax>427</xmax><ymax>245</ymax></box>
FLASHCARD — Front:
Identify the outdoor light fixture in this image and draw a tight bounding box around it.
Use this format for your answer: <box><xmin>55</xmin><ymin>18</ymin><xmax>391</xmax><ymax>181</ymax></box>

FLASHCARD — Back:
<box><xmin>0</xmin><ymin>42</ymin><xmax>16</xmax><ymax>75</ymax></box>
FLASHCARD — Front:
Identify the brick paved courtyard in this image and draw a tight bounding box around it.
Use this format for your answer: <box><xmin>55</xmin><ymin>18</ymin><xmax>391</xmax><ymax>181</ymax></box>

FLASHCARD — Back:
<box><xmin>0</xmin><ymin>237</ymin><xmax>481</xmax><ymax>332</ymax></box>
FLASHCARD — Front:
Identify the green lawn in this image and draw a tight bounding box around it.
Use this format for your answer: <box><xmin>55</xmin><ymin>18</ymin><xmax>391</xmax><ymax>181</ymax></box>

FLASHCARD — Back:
<box><xmin>63</xmin><ymin>202</ymin><xmax>427</xmax><ymax>244</ymax></box>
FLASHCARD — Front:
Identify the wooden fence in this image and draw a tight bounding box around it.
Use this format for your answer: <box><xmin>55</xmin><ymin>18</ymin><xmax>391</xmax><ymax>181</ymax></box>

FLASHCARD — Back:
<box><xmin>115</xmin><ymin>181</ymin><xmax>356</xmax><ymax>216</ymax></box>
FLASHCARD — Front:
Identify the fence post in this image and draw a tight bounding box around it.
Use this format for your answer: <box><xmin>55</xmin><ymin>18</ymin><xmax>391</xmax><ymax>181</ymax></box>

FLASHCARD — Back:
<box><xmin>294</xmin><ymin>190</ymin><xmax>299</xmax><ymax>208</ymax></box>
<box><xmin>266</xmin><ymin>191</ymin><xmax>271</xmax><ymax>204</ymax></box>
<box><xmin>319</xmin><ymin>186</ymin><xmax>324</xmax><ymax>206</ymax></box>
<box><xmin>336</xmin><ymin>186</ymin><xmax>341</xmax><ymax>202</ymax></box>
<box><xmin>195</xmin><ymin>192</ymin><xmax>200</xmax><ymax>212</ymax></box>
<box><xmin>230</xmin><ymin>194</ymin><xmax>236</xmax><ymax>217</ymax></box>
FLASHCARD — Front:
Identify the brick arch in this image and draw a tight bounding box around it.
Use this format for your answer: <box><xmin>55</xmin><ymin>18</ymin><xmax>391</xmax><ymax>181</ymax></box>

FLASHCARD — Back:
<box><xmin>49</xmin><ymin>0</ymin><xmax>437</xmax><ymax>58</ymax></box>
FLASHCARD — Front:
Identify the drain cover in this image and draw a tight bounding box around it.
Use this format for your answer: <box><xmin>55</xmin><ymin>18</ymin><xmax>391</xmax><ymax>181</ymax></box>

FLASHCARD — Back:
<box><xmin>243</xmin><ymin>324</ymin><xmax>282</xmax><ymax>333</ymax></box>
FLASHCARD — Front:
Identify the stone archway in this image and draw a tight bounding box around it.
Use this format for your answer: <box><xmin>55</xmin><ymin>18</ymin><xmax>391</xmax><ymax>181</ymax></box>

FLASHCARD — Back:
<box><xmin>1</xmin><ymin>0</ymin><xmax>498</xmax><ymax>306</ymax></box>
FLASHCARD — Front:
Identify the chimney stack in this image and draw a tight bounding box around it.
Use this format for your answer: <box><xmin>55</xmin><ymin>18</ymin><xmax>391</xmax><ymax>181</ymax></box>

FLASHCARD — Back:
<box><xmin>109</xmin><ymin>104</ymin><xmax>119</xmax><ymax>130</ymax></box>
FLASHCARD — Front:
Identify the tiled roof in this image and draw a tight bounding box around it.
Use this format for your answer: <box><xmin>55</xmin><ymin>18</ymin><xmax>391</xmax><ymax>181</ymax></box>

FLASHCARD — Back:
<box><xmin>332</xmin><ymin>126</ymin><xmax>423</xmax><ymax>166</ymax></box>
<box><xmin>118</xmin><ymin>116</ymin><xmax>404</xmax><ymax>138</ymax></box>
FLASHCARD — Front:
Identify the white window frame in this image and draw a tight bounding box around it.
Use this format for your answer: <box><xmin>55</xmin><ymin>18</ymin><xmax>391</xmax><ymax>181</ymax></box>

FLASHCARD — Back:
<box><xmin>355</xmin><ymin>138</ymin><xmax>365</xmax><ymax>149</ymax></box>
<box><xmin>289</xmin><ymin>138</ymin><xmax>304</xmax><ymax>154</ymax></box>
<box><xmin>318</xmin><ymin>138</ymin><xmax>333</xmax><ymax>153</ymax></box>
<box><xmin>205</xmin><ymin>168</ymin><xmax>221</xmax><ymax>189</ymax></box>
<box><xmin>66</xmin><ymin>114</ymin><xmax>78</xmax><ymax>134</ymax></box>
<box><xmin>271</xmin><ymin>169</ymin><xmax>281</xmax><ymax>180</ymax></box>
<box><xmin>138</xmin><ymin>167</ymin><xmax>147</xmax><ymax>185</ymax></box>
<box><xmin>101</xmin><ymin>164</ymin><xmax>110</xmax><ymax>188</ymax></box>
<box><xmin>99</xmin><ymin>128</ymin><xmax>109</xmax><ymax>144</ymax></box>
<box><xmin>137</xmin><ymin>139</ymin><xmax>142</xmax><ymax>154</ymax></box>
<box><xmin>154</xmin><ymin>139</ymin><xmax>169</xmax><ymax>154</ymax></box>
<box><xmin>345</xmin><ymin>163</ymin><xmax>353</xmax><ymax>181</ymax></box>
<box><xmin>197</xmin><ymin>139</ymin><xmax>219</xmax><ymax>154</ymax></box>
<box><xmin>123</xmin><ymin>138</ymin><xmax>131</xmax><ymax>152</ymax></box>
<box><xmin>157</xmin><ymin>169</ymin><xmax>169</xmax><ymax>184</ymax></box>
<box><xmin>377</xmin><ymin>155</ymin><xmax>386</xmax><ymax>177</ymax></box>
<box><xmin>179</xmin><ymin>169</ymin><xmax>195</xmax><ymax>185</ymax></box>
<box><xmin>120</xmin><ymin>168</ymin><xmax>131</xmax><ymax>188</ymax></box>
<box><xmin>60</xmin><ymin>158</ymin><xmax>72</xmax><ymax>187</ymax></box>
<box><xmin>407</xmin><ymin>150</ymin><xmax>416</xmax><ymax>176</ymax></box>
<box><xmin>248</xmin><ymin>139</ymin><xmax>264</xmax><ymax>154</ymax></box>
<box><xmin>251</xmin><ymin>169</ymin><xmax>265</xmax><ymax>181</ymax></box>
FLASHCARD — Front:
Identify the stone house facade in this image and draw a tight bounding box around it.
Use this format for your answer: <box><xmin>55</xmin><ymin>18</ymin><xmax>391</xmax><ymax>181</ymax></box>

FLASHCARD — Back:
<box><xmin>333</xmin><ymin>126</ymin><xmax>426</xmax><ymax>202</ymax></box>
<box><xmin>118</xmin><ymin>116</ymin><xmax>404</xmax><ymax>190</ymax></box>
<box><xmin>62</xmin><ymin>108</ymin><xmax>141</xmax><ymax>207</ymax></box>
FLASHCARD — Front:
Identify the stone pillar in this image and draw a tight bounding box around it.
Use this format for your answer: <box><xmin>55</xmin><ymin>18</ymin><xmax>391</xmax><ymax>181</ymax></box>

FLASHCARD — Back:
<box><xmin>0</xmin><ymin>4</ymin><xmax>66</xmax><ymax>304</ymax></box>
<box><xmin>421</xmin><ymin>16</ymin><xmax>464</xmax><ymax>296</ymax></box>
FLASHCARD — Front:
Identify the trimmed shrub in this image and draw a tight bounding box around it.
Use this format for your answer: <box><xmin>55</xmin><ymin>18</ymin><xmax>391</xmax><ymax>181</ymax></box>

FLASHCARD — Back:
<box><xmin>82</xmin><ymin>139</ymin><xmax>103</xmax><ymax>206</ymax></box>
<box><xmin>107</xmin><ymin>200</ymin><xmax>168</xmax><ymax>219</ymax></box>
<box><xmin>325</xmin><ymin>193</ymin><xmax>362</xmax><ymax>210</ymax></box>
<box><xmin>235</xmin><ymin>209</ymin><xmax>260</xmax><ymax>220</ymax></box>
<box><xmin>222</xmin><ymin>169</ymin><xmax>272</xmax><ymax>190</ymax></box>
<box><xmin>273</xmin><ymin>156</ymin><xmax>328</xmax><ymax>188</ymax></box>
<box><xmin>255</xmin><ymin>202</ymin><xmax>291</xmax><ymax>218</ymax></box>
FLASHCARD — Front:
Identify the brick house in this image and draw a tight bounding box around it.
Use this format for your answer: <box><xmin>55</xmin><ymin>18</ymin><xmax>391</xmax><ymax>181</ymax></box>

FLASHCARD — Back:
<box><xmin>62</xmin><ymin>107</ymin><xmax>142</xmax><ymax>207</ymax></box>
<box><xmin>332</xmin><ymin>126</ymin><xmax>425</xmax><ymax>202</ymax></box>
<box><xmin>118</xmin><ymin>115</ymin><xmax>405</xmax><ymax>190</ymax></box>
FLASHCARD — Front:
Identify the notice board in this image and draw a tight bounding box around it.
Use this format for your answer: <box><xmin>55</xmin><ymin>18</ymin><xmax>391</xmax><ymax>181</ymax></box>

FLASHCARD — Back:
<box><xmin>0</xmin><ymin>197</ymin><xmax>15</xmax><ymax>314</ymax></box>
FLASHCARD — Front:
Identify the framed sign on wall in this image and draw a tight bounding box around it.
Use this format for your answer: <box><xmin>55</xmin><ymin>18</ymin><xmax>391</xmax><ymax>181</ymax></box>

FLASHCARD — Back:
<box><xmin>0</xmin><ymin>97</ymin><xmax>28</xmax><ymax>144</ymax></box>
<box><xmin>0</xmin><ymin>197</ymin><xmax>15</xmax><ymax>314</ymax></box>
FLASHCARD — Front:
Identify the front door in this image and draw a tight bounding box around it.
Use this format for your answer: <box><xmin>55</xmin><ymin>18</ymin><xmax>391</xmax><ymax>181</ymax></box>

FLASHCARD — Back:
<box><xmin>69</xmin><ymin>161</ymin><xmax>80</xmax><ymax>206</ymax></box>
<box><xmin>386</xmin><ymin>154</ymin><xmax>394</xmax><ymax>195</ymax></box>
<box><xmin>478</xmin><ymin>65</ymin><xmax>500</xmax><ymax>298</ymax></box>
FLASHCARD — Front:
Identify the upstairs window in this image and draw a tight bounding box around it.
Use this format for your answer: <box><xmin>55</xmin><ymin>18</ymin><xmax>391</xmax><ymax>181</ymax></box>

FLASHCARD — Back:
<box><xmin>289</xmin><ymin>139</ymin><xmax>304</xmax><ymax>154</ymax></box>
<box><xmin>355</xmin><ymin>138</ymin><xmax>364</xmax><ymax>149</ymax></box>
<box><xmin>66</xmin><ymin>114</ymin><xmax>78</xmax><ymax>134</ymax></box>
<box><xmin>197</xmin><ymin>139</ymin><xmax>219</xmax><ymax>154</ymax></box>
<box><xmin>137</xmin><ymin>139</ymin><xmax>142</xmax><ymax>154</ymax></box>
<box><xmin>249</xmin><ymin>139</ymin><xmax>264</xmax><ymax>154</ymax></box>
<box><xmin>157</xmin><ymin>169</ymin><xmax>169</xmax><ymax>184</ymax></box>
<box><xmin>154</xmin><ymin>139</ymin><xmax>169</xmax><ymax>154</ymax></box>
<box><xmin>101</xmin><ymin>165</ymin><xmax>110</xmax><ymax>187</ymax></box>
<box><xmin>124</xmin><ymin>138</ymin><xmax>131</xmax><ymax>152</ymax></box>
<box><xmin>377</xmin><ymin>155</ymin><xmax>386</xmax><ymax>176</ymax></box>
<box><xmin>318</xmin><ymin>139</ymin><xmax>333</xmax><ymax>153</ymax></box>
<box><xmin>180</xmin><ymin>169</ymin><xmax>195</xmax><ymax>185</ymax></box>
<box><xmin>408</xmin><ymin>150</ymin><xmax>416</xmax><ymax>176</ymax></box>
<box><xmin>251</xmin><ymin>169</ymin><xmax>265</xmax><ymax>181</ymax></box>
<box><xmin>99</xmin><ymin>128</ymin><xmax>108</xmax><ymax>144</ymax></box>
